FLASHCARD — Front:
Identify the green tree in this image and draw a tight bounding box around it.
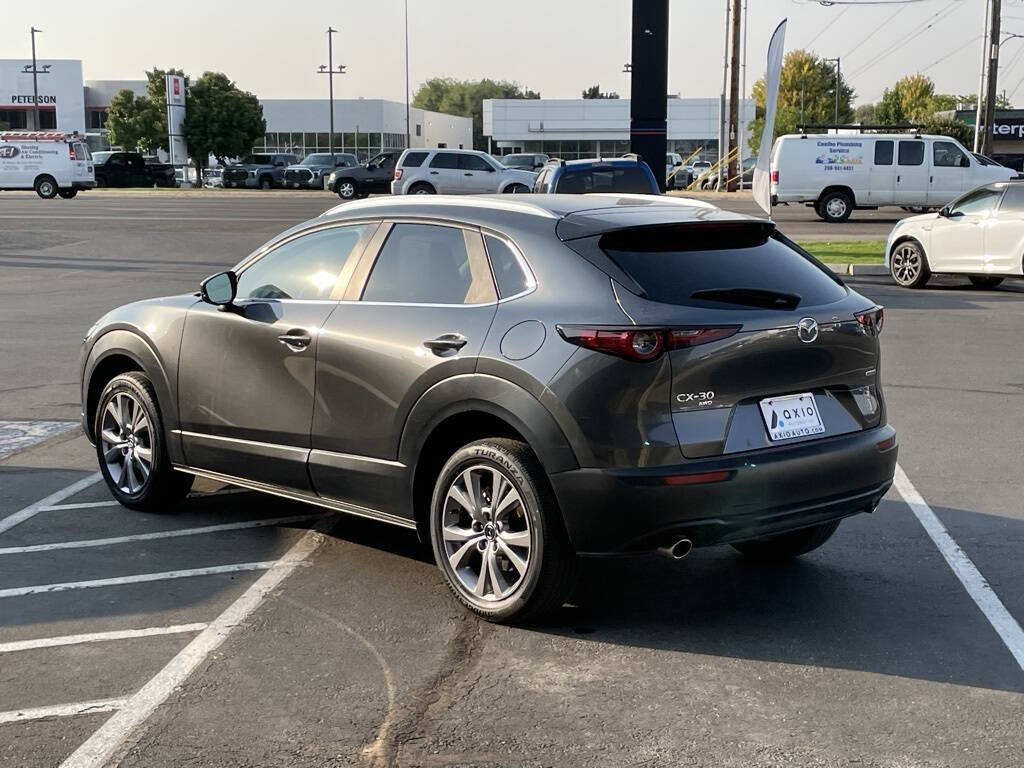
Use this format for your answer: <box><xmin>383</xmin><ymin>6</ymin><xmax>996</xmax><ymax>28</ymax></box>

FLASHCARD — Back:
<box><xmin>854</xmin><ymin>103</ymin><xmax>876</xmax><ymax>123</ymax></box>
<box><xmin>875</xmin><ymin>74</ymin><xmax>936</xmax><ymax>124</ymax></box>
<box><xmin>921</xmin><ymin>116</ymin><xmax>974</xmax><ymax>146</ymax></box>
<box><xmin>412</xmin><ymin>78</ymin><xmax>540</xmax><ymax>150</ymax></box>
<box><xmin>182</xmin><ymin>72</ymin><xmax>266</xmax><ymax>177</ymax></box>
<box><xmin>932</xmin><ymin>92</ymin><xmax>1011</xmax><ymax>112</ymax></box>
<box><xmin>582</xmin><ymin>84</ymin><xmax>619</xmax><ymax>99</ymax></box>
<box><xmin>749</xmin><ymin>49</ymin><xmax>855</xmax><ymax>152</ymax></box>
<box><xmin>105</xmin><ymin>89</ymin><xmax>165</xmax><ymax>152</ymax></box>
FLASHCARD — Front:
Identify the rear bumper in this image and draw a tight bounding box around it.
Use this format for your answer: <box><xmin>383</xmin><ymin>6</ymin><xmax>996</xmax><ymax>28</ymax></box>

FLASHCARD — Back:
<box><xmin>549</xmin><ymin>425</ymin><xmax>897</xmax><ymax>555</ymax></box>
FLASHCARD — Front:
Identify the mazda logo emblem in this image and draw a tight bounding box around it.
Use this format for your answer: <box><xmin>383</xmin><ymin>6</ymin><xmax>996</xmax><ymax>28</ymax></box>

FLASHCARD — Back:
<box><xmin>797</xmin><ymin>317</ymin><xmax>818</xmax><ymax>343</ymax></box>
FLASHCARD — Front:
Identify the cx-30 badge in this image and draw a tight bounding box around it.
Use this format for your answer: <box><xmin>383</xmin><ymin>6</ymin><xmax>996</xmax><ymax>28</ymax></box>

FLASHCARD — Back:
<box><xmin>797</xmin><ymin>317</ymin><xmax>819</xmax><ymax>343</ymax></box>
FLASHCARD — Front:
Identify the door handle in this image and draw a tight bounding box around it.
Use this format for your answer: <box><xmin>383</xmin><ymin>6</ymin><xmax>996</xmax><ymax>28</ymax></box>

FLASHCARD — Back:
<box><xmin>929</xmin><ymin>176</ymin><xmax>933</xmax><ymax>183</ymax></box>
<box><xmin>464</xmin><ymin>172</ymin><xmax>473</xmax><ymax>176</ymax></box>
<box><xmin>429</xmin><ymin>171</ymin><xmax>439</xmax><ymax>175</ymax></box>
<box><xmin>423</xmin><ymin>333</ymin><xmax>468</xmax><ymax>355</ymax></box>
<box><xmin>277</xmin><ymin>331</ymin><xmax>312</xmax><ymax>351</ymax></box>
<box><xmin>897</xmin><ymin>175</ymin><xmax>901</xmax><ymax>183</ymax></box>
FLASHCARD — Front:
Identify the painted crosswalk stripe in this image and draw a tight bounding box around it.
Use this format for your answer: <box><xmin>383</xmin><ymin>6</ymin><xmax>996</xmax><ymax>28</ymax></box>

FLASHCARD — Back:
<box><xmin>0</xmin><ymin>514</ymin><xmax>324</xmax><ymax>556</ymax></box>
<box><xmin>0</xmin><ymin>624</ymin><xmax>209</xmax><ymax>655</ymax></box>
<box><xmin>0</xmin><ymin>698</ymin><xmax>127</xmax><ymax>725</ymax></box>
<box><xmin>0</xmin><ymin>561</ymin><xmax>278</xmax><ymax>599</ymax></box>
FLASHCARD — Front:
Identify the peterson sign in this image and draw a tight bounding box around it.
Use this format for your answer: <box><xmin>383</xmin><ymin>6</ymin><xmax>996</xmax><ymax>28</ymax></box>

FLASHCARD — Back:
<box><xmin>8</xmin><ymin>94</ymin><xmax>57</xmax><ymax>104</ymax></box>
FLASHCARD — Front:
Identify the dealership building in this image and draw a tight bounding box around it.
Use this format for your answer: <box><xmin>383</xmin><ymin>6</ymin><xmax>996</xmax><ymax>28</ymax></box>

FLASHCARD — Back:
<box><xmin>0</xmin><ymin>58</ymin><xmax>472</xmax><ymax>159</ymax></box>
<box><xmin>484</xmin><ymin>97</ymin><xmax>756</xmax><ymax>161</ymax></box>
<box><xmin>953</xmin><ymin>108</ymin><xmax>1024</xmax><ymax>170</ymax></box>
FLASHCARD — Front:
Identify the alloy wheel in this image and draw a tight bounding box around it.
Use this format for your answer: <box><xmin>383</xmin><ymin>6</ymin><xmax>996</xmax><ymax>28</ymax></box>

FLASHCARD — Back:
<box><xmin>441</xmin><ymin>465</ymin><xmax>532</xmax><ymax>602</ymax></box>
<box><xmin>339</xmin><ymin>182</ymin><xmax>355</xmax><ymax>198</ymax></box>
<box><xmin>891</xmin><ymin>244</ymin><xmax>922</xmax><ymax>285</ymax></box>
<box><xmin>99</xmin><ymin>392</ymin><xmax>153</xmax><ymax>495</ymax></box>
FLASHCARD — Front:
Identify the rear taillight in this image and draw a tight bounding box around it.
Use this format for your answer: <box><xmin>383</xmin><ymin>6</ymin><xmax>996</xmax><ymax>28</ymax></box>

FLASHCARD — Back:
<box><xmin>770</xmin><ymin>169</ymin><xmax>779</xmax><ymax>183</ymax></box>
<box><xmin>557</xmin><ymin>326</ymin><xmax>740</xmax><ymax>362</ymax></box>
<box><xmin>855</xmin><ymin>306</ymin><xmax>884</xmax><ymax>336</ymax></box>
<box><xmin>394</xmin><ymin>168</ymin><xmax>403</xmax><ymax>180</ymax></box>
<box><xmin>68</xmin><ymin>145</ymin><xmax>77</xmax><ymax>161</ymax></box>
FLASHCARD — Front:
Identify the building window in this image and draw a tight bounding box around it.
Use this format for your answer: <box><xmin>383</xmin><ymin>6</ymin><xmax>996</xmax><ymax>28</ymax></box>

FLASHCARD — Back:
<box><xmin>416</xmin><ymin>124</ymin><xmax>422</xmax><ymax>137</ymax></box>
<box><xmin>0</xmin><ymin>110</ymin><xmax>27</xmax><ymax>129</ymax></box>
<box><xmin>39</xmin><ymin>111</ymin><xmax>56</xmax><ymax>130</ymax></box>
<box><xmin>88</xmin><ymin>110</ymin><xmax>108</xmax><ymax>130</ymax></box>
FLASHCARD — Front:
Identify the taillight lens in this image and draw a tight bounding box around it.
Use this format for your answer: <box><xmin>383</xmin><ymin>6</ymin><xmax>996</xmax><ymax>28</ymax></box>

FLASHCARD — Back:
<box><xmin>394</xmin><ymin>168</ymin><xmax>403</xmax><ymax>180</ymax></box>
<box><xmin>557</xmin><ymin>326</ymin><xmax>739</xmax><ymax>362</ymax></box>
<box><xmin>855</xmin><ymin>306</ymin><xmax>884</xmax><ymax>336</ymax></box>
<box><xmin>68</xmin><ymin>145</ymin><xmax>77</xmax><ymax>161</ymax></box>
<box><xmin>770</xmin><ymin>169</ymin><xmax>778</xmax><ymax>183</ymax></box>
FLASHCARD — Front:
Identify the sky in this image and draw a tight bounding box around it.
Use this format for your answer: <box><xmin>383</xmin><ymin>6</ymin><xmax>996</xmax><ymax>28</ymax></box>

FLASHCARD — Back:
<box><xmin>0</xmin><ymin>0</ymin><xmax>1019</xmax><ymax>106</ymax></box>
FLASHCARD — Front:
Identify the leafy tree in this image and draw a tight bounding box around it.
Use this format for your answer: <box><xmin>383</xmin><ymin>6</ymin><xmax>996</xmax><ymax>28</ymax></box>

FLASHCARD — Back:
<box><xmin>105</xmin><ymin>89</ymin><xmax>165</xmax><ymax>153</ymax></box>
<box><xmin>413</xmin><ymin>78</ymin><xmax>540</xmax><ymax>150</ymax></box>
<box><xmin>854</xmin><ymin>103</ymin><xmax>876</xmax><ymax>123</ymax></box>
<box><xmin>931</xmin><ymin>92</ymin><xmax>1011</xmax><ymax>112</ymax></box>
<box><xmin>749</xmin><ymin>49</ymin><xmax>855</xmax><ymax>152</ymax></box>
<box><xmin>921</xmin><ymin>116</ymin><xmax>974</xmax><ymax>146</ymax></box>
<box><xmin>875</xmin><ymin>74</ymin><xmax>936</xmax><ymax>124</ymax></box>
<box><xmin>582</xmin><ymin>84</ymin><xmax>619</xmax><ymax>99</ymax></box>
<box><xmin>182</xmin><ymin>72</ymin><xmax>266</xmax><ymax>176</ymax></box>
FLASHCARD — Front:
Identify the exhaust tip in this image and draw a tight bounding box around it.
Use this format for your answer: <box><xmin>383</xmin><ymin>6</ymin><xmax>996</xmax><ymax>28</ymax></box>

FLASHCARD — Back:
<box><xmin>658</xmin><ymin>538</ymin><xmax>693</xmax><ymax>560</ymax></box>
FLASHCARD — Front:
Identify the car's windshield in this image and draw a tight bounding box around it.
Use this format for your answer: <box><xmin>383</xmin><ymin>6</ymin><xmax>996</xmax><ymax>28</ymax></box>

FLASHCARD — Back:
<box><xmin>239</xmin><ymin>155</ymin><xmax>271</xmax><ymax>165</ymax></box>
<box><xmin>300</xmin><ymin>154</ymin><xmax>334</xmax><ymax>166</ymax></box>
<box><xmin>972</xmin><ymin>152</ymin><xmax>1001</xmax><ymax>167</ymax></box>
<box><xmin>502</xmin><ymin>154</ymin><xmax>531</xmax><ymax>166</ymax></box>
<box><xmin>92</xmin><ymin>151</ymin><xmax>114</xmax><ymax>164</ymax></box>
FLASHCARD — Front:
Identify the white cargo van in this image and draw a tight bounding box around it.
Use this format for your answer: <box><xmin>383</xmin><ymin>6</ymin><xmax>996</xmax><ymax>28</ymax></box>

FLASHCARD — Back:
<box><xmin>0</xmin><ymin>131</ymin><xmax>95</xmax><ymax>199</ymax></box>
<box><xmin>770</xmin><ymin>133</ymin><xmax>1016</xmax><ymax>222</ymax></box>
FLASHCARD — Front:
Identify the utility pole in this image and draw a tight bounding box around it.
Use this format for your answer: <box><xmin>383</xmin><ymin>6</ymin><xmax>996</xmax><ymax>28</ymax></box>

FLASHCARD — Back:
<box><xmin>404</xmin><ymin>0</ymin><xmax>411</xmax><ymax>149</ymax></box>
<box><xmin>823</xmin><ymin>57</ymin><xmax>841</xmax><ymax>128</ymax></box>
<box><xmin>726</xmin><ymin>0</ymin><xmax>741</xmax><ymax>191</ymax></box>
<box><xmin>24</xmin><ymin>28</ymin><xmax>47</xmax><ymax>130</ymax></box>
<box><xmin>718</xmin><ymin>0</ymin><xmax>730</xmax><ymax>189</ymax></box>
<box><xmin>317</xmin><ymin>27</ymin><xmax>345</xmax><ymax>158</ymax></box>
<box><xmin>739</xmin><ymin>0</ymin><xmax>748</xmax><ymax>180</ymax></box>
<box><xmin>982</xmin><ymin>0</ymin><xmax>1002</xmax><ymax>156</ymax></box>
<box><xmin>974</xmin><ymin>0</ymin><xmax>992</xmax><ymax>152</ymax></box>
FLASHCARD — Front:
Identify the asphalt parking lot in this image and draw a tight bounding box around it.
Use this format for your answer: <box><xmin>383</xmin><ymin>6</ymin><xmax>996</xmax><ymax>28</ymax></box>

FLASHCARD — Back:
<box><xmin>2</xmin><ymin>191</ymin><xmax>1023</xmax><ymax>767</ymax></box>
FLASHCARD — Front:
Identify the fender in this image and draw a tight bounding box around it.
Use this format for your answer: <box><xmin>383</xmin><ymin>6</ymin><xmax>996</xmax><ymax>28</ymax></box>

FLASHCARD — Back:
<box><xmin>399</xmin><ymin>373</ymin><xmax>579</xmax><ymax>475</ymax></box>
<box><xmin>82</xmin><ymin>328</ymin><xmax>183</xmax><ymax>464</ymax></box>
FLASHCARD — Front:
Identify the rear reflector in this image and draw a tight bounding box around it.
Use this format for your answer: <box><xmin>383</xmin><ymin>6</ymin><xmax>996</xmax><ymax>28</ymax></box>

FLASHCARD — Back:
<box><xmin>770</xmin><ymin>169</ymin><xmax>779</xmax><ymax>183</ymax></box>
<box><xmin>664</xmin><ymin>470</ymin><xmax>730</xmax><ymax>486</ymax></box>
<box><xmin>557</xmin><ymin>325</ymin><xmax>739</xmax><ymax>362</ymax></box>
<box><xmin>875</xmin><ymin>434</ymin><xmax>896</xmax><ymax>452</ymax></box>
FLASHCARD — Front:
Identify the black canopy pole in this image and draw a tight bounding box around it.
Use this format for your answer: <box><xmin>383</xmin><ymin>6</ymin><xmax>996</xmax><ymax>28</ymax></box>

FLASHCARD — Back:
<box><xmin>629</xmin><ymin>0</ymin><xmax>669</xmax><ymax>192</ymax></box>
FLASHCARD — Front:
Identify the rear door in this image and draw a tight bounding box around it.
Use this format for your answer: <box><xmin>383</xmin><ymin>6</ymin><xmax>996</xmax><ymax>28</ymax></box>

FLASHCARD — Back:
<box><xmin>426</xmin><ymin>151</ymin><xmax>462</xmax><ymax>193</ymax></box>
<box><xmin>894</xmin><ymin>139</ymin><xmax>929</xmax><ymax>205</ymax></box>
<box><xmin>928</xmin><ymin>140</ymin><xmax>969</xmax><ymax>207</ymax></box>
<box><xmin>598</xmin><ymin>225</ymin><xmax>882</xmax><ymax>459</ymax></box>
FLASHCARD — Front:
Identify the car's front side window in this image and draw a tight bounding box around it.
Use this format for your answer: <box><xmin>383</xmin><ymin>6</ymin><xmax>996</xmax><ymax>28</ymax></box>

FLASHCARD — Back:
<box><xmin>949</xmin><ymin>188</ymin><xmax>1002</xmax><ymax>216</ymax></box>
<box><xmin>460</xmin><ymin>154</ymin><xmax>493</xmax><ymax>172</ymax></box>
<box><xmin>933</xmin><ymin>141</ymin><xmax>968</xmax><ymax>168</ymax></box>
<box><xmin>236</xmin><ymin>225</ymin><xmax>368</xmax><ymax>301</ymax></box>
<box><xmin>361</xmin><ymin>224</ymin><xmax>495</xmax><ymax>305</ymax></box>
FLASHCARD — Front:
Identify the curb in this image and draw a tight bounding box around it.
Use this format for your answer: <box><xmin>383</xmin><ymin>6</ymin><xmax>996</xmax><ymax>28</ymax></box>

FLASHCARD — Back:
<box><xmin>822</xmin><ymin>263</ymin><xmax>887</xmax><ymax>276</ymax></box>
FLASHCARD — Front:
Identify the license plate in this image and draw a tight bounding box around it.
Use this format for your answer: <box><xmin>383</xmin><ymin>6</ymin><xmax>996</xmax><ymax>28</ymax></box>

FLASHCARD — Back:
<box><xmin>759</xmin><ymin>393</ymin><xmax>825</xmax><ymax>441</ymax></box>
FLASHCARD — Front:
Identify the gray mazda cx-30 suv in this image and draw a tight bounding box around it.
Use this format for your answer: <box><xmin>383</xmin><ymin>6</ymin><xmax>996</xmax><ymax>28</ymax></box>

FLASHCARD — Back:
<box><xmin>80</xmin><ymin>194</ymin><xmax>897</xmax><ymax>623</ymax></box>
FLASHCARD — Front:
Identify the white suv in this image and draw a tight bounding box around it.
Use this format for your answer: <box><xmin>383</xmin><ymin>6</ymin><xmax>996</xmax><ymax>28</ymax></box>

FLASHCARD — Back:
<box><xmin>392</xmin><ymin>148</ymin><xmax>536</xmax><ymax>195</ymax></box>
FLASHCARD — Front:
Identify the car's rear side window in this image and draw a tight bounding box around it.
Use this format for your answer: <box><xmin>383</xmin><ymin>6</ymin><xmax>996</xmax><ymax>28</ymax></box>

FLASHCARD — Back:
<box><xmin>898</xmin><ymin>140</ymin><xmax>924</xmax><ymax>166</ymax></box>
<box><xmin>555</xmin><ymin>167</ymin><xmax>654</xmax><ymax>194</ymax></box>
<box><xmin>874</xmin><ymin>140</ymin><xmax>893</xmax><ymax>166</ymax></box>
<box><xmin>429</xmin><ymin>152</ymin><xmax>460</xmax><ymax>169</ymax></box>
<box><xmin>402</xmin><ymin>151</ymin><xmax>428</xmax><ymax>167</ymax></box>
<box><xmin>484</xmin><ymin>235</ymin><xmax>533</xmax><ymax>298</ymax></box>
<box><xmin>601</xmin><ymin>227</ymin><xmax>847</xmax><ymax>309</ymax></box>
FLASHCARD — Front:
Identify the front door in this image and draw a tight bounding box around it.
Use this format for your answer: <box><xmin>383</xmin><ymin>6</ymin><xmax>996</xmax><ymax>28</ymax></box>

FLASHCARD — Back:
<box><xmin>310</xmin><ymin>221</ymin><xmax>498</xmax><ymax>513</ymax></box>
<box><xmin>458</xmin><ymin>153</ymin><xmax>498</xmax><ymax>193</ymax></box>
<box><xmin>894</xmin><ymin>139</ymin><xmax>929</xmax><ymax>206</ymax></box>
<box><xmin>927</xmin><ymin>187</ymin><xmax>1001</xmax><ymax>273</ymax></box>
<box><xmin>927</xmin><ymin>140</ymin><xmax>969</xmax><ymax>207</ymax></box>
<box><xmin>365</xmin><ymin>153</ymin><xmax>397</xmax><ymax>193</ymax></box>
<box><xmin>178</xmin><ymin>223</ymin><xmax>373</xmax><ymax>490</ymax></box>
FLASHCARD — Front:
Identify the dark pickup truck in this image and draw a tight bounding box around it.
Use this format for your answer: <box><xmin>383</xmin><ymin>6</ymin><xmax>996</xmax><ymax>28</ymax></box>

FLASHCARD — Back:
<box><xmin>92</xmin><ymin>151</ymin><xmax>177</xmax><ymax>188</ymax></box>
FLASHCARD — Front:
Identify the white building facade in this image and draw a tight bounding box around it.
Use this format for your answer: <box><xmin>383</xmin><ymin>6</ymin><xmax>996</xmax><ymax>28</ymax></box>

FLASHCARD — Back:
<box><xmin>483</xmin><ymin>98</ymin><xmax>756</xmax><ymax>161</ymax></box>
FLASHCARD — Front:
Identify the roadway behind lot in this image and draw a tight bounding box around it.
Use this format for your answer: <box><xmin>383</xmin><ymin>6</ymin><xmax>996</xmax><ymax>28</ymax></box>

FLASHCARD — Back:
<box><xmin>1</xmin><ymin>190</ymin><xmax>1022</xmax><ymax>767</ymax></box>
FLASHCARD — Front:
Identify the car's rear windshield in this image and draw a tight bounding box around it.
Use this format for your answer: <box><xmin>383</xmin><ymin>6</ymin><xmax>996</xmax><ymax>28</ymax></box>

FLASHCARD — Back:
<box><xmin>402</xmin><ymin>151</ymin><xmax>429</xmax><ymax>167</ymax></box>
<box><xmin>601</xmin><ymin>226</ymin><xmax>847</xmax><ymax>309</ymax></box>
<box><xmin>556</xmin><ymin>166</ymin><xmax>655</xmax><ymax>194</ymax></box>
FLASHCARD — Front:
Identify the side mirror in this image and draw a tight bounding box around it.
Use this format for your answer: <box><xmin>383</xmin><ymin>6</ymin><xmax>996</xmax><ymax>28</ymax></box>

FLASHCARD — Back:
<box><xmin>674</xmin><ymin>160</ymin><xmax>682</xmax><ymax>167</ymax></box>
<box><xmin>201</xmin><ymin>271</ymin><xmax>237</xmax><ymax>307</ymax></box>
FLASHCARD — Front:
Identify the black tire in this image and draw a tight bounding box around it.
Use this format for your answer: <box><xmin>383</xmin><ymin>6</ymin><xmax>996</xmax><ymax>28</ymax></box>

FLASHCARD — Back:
<box><xmin>732</xmin><ymin>520</ymin><xmax>841</xmax><ymax>560</ymax></box>
<box><xmin>503</xmin><ymin>183</ymin><xmax>530</xmax><ymax>194</ymax></box>
<box><xmin>816</xmin><ymin>190</ymin><xmax>853</xmax><ymax>223</ymax></box>
<box><xmin>969</xmin><ymin>275</ymin><xmax>1004</xmax><ymax>289</ymax></box>
<box><xmin>408</xmin><ymin>182</ymin><xmax>435</xmax><ymax>195</ymax></box>
<box><xmin>259</xmin><ymin>176</ymin><xmax>273</xmax><ymax>190</ymax></box>
<box><xmin>34</xmin><ymin>175</ymin><xmax>58</xmax><ymax>199</ymax></box>
<box><xmin>889</xmin><ymin>239</ymin><xmax>931</xmax><ymax>289</ymax></box>
<box><xmin>429</xmin><ymin>438</ymin><xmax>576</xmax><ymax>624</ymax></box>
<box><xmin>94</xmin><ymin>372</ymin><xmax>193</xmax><ymax>512</ymax></box>
<box><xmin>335</xmin><ymin>178</ymin><xmax>358</xmax><ymax>200</ymax></box>
<box><xmin>58</xmin><ymin>189</ymin><xmax>78</xmax><ymax>199</ymax></box>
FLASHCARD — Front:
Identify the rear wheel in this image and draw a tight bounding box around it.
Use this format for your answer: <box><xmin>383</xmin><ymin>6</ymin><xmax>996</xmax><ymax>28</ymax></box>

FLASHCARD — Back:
<box><xmin>259</xmin><ymin>176</ymin><xmax>272</xmax><ymax>190</ymax></box>
<box><xmin>95</xmin><ymin>372</ymin><xmax>193</xmax><ymax>511</ymax></box>
<box><xmin>34</xmin><ymin>175</ymin><xmax>58</xmax><ymax>199</ymax></box>
<box><xmin>58</xmin><ymin>189</ymin><xmax>78</xmax><ymax>199</ymax></box>
<box><xmin>816</xmin><ymin>190</ymin><xmax>853</xmax><ymax>223</ymax></box>
<box><xmin>732</xmin><ymin>520</ymin><xmax>841</xmax><ymax>560</ymax></box>
<box><xmin>969</xmin><ymin>275</ymin><xmax>1004</xmax><ymax>289</ymax></box>
<box><xmin>409</xmin><ymin>182</ymin><xmax>435</xmax><ymax>195</ymax></box>
<box><xmin>430</xmin><ymin>439</ymin><xmax>576</xmax><ymax>623</ymax></box>
<box><xmin>890</xmin><ymin>240</ymin><xmax>931</xmax><ymax>288</ymax></box>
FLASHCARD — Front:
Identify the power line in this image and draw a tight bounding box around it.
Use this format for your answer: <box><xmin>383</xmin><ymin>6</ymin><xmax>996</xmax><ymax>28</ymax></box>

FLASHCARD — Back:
<box><xmin>839</xmin><ymin>3</ymin><xmax>910</xmax><ymax>60</ymax></box>
<box><xmin>848</xmin><ymin>0</ymin><xmax>963</xmax><ymax>78</ymax></box>
<box><xmin>805</xmin><ymin>7</ymin><xmax>849</xmax><ymax>48</ymax></box>
<box><xmin>920</xmin><ymin>34</ymin><xmax>983</xmax><ymax>73</ymax></box>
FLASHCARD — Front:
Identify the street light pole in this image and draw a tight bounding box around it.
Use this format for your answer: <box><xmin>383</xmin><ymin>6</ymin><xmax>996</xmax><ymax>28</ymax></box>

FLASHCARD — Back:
<box><xmin>404</xmin><ymin>0</ymin><xmax>411</xmax><ymax>149</ymax></box>
<box><xmin>823</xmin><ymin>57</ymin><xmax>841</xmax><ymax>128</ymax></box>
<box><xmin>317</xmin><ymin>27</ymin><xmax>345</xmax><ymax>158</ymax></box>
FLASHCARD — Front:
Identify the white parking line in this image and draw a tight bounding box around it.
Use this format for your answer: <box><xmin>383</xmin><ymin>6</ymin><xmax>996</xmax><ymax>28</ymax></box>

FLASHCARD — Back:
<box><xmin>60</xmin><ymin>516</ymin><xmax>337</xmax><ymax>768</ymax></box>
<box><xmin>895</xmin><ymin>463</ymin><xmax>1024</xmax><ymax>673</ymax></box>
<box><xmin>0</xmin><ymin>624</ymin><xmax>208</xmax><ymax>655</ymax></box>
<box><xmin>0</xmin><ymin>473</ymin><xmax>103</xmax><ymax>536</ymax></box>
<box><xmin>0</xmin><ymin>698</ymin><xmax>127</xmax><ymax>725</ymax></box>
<box><xmin>0</xmin><ymin>514</ymin><xmax>325</xmax><ymax>556</ymax></box>
<box><xmin>36</xmin><ymin>501</ymin><xmax>120</xmax><ymax>512</ymax></box>
<box><xmin>0</xmin><ymin>561</ymin><xmax>277</xmax><ymax>599</ymax></box>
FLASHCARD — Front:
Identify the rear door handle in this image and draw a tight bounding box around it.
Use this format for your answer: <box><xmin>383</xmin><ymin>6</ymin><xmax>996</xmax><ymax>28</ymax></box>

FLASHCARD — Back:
<box><xmin>464</xmin><ymin>172</ymin><xmax>473</xmax><ymax>176</ymax></box>
<box><xmin>429</xmin><ymin>171</ymin><xmax>439</xmax><ymax>175</ymax></box>
<box><xmin>423</xmin><ymin>333</ymin><xmax>468</xmax><ymax>354</ymax></box>
<box><xmin>277</xmin><ymin>331</ymin><xmax>312</xmax><ymax>351</ymax></box>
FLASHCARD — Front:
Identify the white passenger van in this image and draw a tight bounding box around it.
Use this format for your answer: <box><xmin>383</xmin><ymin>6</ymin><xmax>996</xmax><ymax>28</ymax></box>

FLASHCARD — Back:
<box><xmin>0</xmin><ymin>131</ymin><xmax>95</xmax><ymax>199</ymax></box>
<box><xmin>770</xmin><ymin>132</ymin><xmax>1016</xmax><ymax>222</ymax></box>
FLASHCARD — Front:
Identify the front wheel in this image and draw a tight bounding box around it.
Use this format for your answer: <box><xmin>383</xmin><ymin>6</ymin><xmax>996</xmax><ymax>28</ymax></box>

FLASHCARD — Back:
<box><xmin>890</xmin><ymin>240</ymin><xmax>931</xmax><ymax>288</ymax></box>
<box><xmin>503</xmin><ymin>183</ymin><xmax>530</xmax><ymax>194</ymax></box>
<box><xmin>816</xmin><ymin>190</ymin><xmax>853</xmax><ymax>223</ymax></box>
<box><xmin>259</xmin><ymin>176</ymin><xmax>272</xmax><ymax>190</ymax></box>
<box><xmin>335</xmin><ymin>179</ymin><xmax>357</xmax><ymax>199</ymax></box>
<box><xmin>34</xmin><ymin>176</ymin><xmax>58</xmax><ymax>199</ymax></box>
<box><xmin>58</xmin><ymin>189</ymin><xmax>79</xmax><ymax>199</ymax></box>
<box><xmin>95</xmin><ymin>372</ymin><xmax>193</xmax><ymax>511</ymax></box>
<box><xmin>969</xmin><ymin>275</ymin><xmax>1004</xmax><ymax>289</ymax></box>
<box><xmin>430</xmin><ymin>439</ymin><xmax>576</xmax><ymax>623</ymax></box>
<box><xmin>732</xmin><ymin>520</ymin><xmax>841</xmax><ymax>560</ymax></box>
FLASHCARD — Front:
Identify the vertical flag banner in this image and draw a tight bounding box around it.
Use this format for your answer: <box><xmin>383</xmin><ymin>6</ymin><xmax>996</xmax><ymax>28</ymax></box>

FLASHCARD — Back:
<box><xmin>753</xmin><ymin>19</ymin><xmax>787</xmax><ymax>216</ymax></box>
<box><xmin>165</xmin><ymin>74</ymin><xmax>187</xmax><ymax>174</ymax></box>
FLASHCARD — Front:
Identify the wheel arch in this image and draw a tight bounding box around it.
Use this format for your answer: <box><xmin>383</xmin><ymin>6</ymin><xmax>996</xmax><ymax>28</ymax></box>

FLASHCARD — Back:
<box><xmin>889</xmin><ymin>234</ymin><xmax>927</xmax><ymax>264</ymax></box>
<box><xmin>818</xmin><ymin>184</ymin><xmax>857</xmax><ymax>207</ymax></box>
<box><xmin>407</xmin><ymin>180</ymin><xmax>436</xmax><ymax>194</ymax></box>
